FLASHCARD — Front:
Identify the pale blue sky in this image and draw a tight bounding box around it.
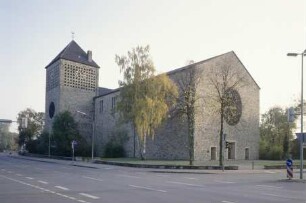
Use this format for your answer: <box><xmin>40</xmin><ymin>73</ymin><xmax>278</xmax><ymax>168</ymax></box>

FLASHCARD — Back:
<box><xmin>0</xmin><ymin>0</ymin><xmax>305</xmax><ymax>131</ymax></box>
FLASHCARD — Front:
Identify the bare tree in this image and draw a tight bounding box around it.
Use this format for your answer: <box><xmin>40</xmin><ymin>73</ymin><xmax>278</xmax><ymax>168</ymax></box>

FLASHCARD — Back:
<box><xmin>206</xmin><ymin>58</ymin><xmax>248</xmax><ymax>168</ymax></box>
<box><xmin>173</xmin><ymin>65</ymin><xmax>204</xmax><ymax>165</ymax></box>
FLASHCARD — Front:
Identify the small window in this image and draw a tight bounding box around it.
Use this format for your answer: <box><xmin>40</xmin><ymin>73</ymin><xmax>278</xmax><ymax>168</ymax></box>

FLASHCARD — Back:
<box><xmin>99</xmin><ymin>100</ymin><xmax>103</xmax><ymax>113</ymax></box>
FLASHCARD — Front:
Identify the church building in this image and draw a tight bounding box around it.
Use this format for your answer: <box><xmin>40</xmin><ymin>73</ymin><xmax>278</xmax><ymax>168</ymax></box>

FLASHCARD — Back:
<box><xmin>45</xmin><ymin>40</ymin><xmax>260</xmax><ymax>161</ymax></box>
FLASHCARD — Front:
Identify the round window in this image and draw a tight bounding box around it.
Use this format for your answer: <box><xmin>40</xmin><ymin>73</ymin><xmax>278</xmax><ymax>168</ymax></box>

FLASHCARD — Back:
<box><xmin>224</xmin><ymin>89</ymin><xmax>242</xmax><ymax>126</ymax></box>
<box><xmin>49</xmin><ymin>102</ymin><xmax>55</xmax><ymax>119</ymax></box>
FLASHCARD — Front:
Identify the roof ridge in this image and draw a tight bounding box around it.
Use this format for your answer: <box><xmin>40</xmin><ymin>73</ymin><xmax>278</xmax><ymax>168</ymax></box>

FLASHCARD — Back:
<box><xmin>45</xmin><ymin>40</ymin><xmax>100</xmax><ymax>69</ymax></box>
<box><xmin>167</xmin><ymin>51</ymin><xmax>234</xmax><ymax>75</ymax></box>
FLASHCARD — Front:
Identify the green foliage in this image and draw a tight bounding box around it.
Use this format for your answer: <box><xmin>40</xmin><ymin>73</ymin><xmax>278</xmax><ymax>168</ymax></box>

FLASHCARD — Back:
<box><xmin>116</xmin><ymin>45</ymin><xmax>178</xmax><ymax>159</ymax></box>
<box><xmin>51</xmin><ymin>111</ymin><xmax>90</xmax><ymax>157</ymax></box>
<box><xmin>259</xmin><ymin>139</ymin><xmax>283</xmax><ymax>160</ymax></box>
<box><xmin>104</xmin><ymin>129</ymin><xmax>129</xmax><ymax>158</ymax></box>
<box><xmin>289</xmin><ymin>138</ymin><xmax>306</xmax><ymax>160</ymax></box>
<box><xmin>26</xmin><ymin>131</ymin><xmax>49</xmax><ymax>154</ymax></box>
<box><xmin>259</xmin><ymin>107</ymin><xmax>296</xmax><ymax>160</ymax></box>
<box><xmin>17</xmin><ymin>108</ymin><xmax>44</xmax><ymax>147</ymax></box>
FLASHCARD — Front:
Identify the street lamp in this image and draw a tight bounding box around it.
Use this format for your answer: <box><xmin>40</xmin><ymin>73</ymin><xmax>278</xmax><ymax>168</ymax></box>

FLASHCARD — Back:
<box><xmin>76</xmin><ymin>111</ymin><xmax>95</xmax><ymax>161</ymax></box>
<box><xmin>287</xmin><ymin>50</ymin><xmax>306</xmax><ymax>180</ymax></box>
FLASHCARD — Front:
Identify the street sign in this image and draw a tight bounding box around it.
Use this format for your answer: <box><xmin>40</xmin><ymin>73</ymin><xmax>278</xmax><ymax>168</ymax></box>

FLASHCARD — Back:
<box><xmin>71</xmin><ymin>140</ymin><xmax>77</xmax><ymax>149</ymax></box>
<box><xmin>286</xmin><ymin>159</ymin><xmax>293</xmax><ymax>167</ymax></box>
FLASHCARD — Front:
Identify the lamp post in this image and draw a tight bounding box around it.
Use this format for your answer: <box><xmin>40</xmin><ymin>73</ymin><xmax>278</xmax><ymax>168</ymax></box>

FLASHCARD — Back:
<box><xmin>287</xmin><ymin>50</ymin><xmax>306</xmax><ymax>180</ymax></box>
<box><xmin>76</xmin><ymin>111</ymin><xmax>95</xmax><ymax>160</ymax></box>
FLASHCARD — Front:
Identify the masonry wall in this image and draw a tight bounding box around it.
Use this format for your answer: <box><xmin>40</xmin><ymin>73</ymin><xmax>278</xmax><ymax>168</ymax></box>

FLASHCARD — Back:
<box><xmin>93</xmin><ymin>52</ymin><xmax>259</xmax><ymax>161</ymax></box>
<box><xmin>193</xmin><ymin>52</ymin><xmax>260</xmax><ymax>161</ymax></box>
<box><xmin>94</xmin><ymin>83</ymin><xmax>190</xmax><ymax>160</ymax></box>
<box><xmin>45</xmin><ymin>59</ymin><xmax>99</xmax><ymax>143</ymax></box>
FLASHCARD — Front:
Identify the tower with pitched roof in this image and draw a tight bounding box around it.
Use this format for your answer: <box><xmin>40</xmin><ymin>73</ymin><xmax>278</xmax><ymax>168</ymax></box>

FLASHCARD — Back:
<box><xmin>45</xmin><ymin>40</ymin><xmax>100</xmax><ymax>139</ymax></box>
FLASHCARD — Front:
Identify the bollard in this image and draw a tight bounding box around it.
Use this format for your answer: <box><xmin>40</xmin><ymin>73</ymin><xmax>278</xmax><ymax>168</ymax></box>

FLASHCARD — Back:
<box><xmin>286</xmin><ymin>159</ymin><xmax>293</xmax><ymax>180</ymax></box>
<box><xmin>252</xmin><ymin>161</ymin><xmax>254</xmax><ymax>170</ymax></box>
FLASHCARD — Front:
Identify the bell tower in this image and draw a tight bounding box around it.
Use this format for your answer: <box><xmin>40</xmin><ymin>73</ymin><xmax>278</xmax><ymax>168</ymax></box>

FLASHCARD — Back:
<box><xmin>45</xmin><ymin>40</ymin><xmax>100</xmax><ymax>139</ymax></box>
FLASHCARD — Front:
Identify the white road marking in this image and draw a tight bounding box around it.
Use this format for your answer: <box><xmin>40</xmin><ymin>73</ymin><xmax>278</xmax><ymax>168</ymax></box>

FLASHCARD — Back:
<box><xmin>265</xmin><ymin>170</ymin><xmax>276</xmax><ymax>174</ymax></box>
<box><xmin>261</xmin><ymin>193</ymin><xmax>282</xmax><ymax>198</ymax></box>
<box><xmin>79</xmin><ymin>193</ymin><xmax>100</xmax><ymax>199</ymax></box>
<box><xmin>38</xmin><ymin>180</ymin><xmax>48</xmax><ymax>184</ymax></box>
<box><xmin>55</xmin><ymin>186</ymin><xmax>70</xmax><ymax>191</ymax></box>
<box><xmin>117</xmin><ymin>174</ymin><xmax>141</xmax><ymax>179</ymax></box>
<box><xmin>167</xmin><ymin>181</ymin><xmax>203</xmax><ymax>187</ymax></box>
<box><xmin>156</xmin><ymin>174</ymin><xmax>169</xmax><ymax>177</ymax></box>
<box><xmin>26</xmin><ymin>177</ymin><xmax>34</xmax><ymax>180</ymax></box>
<box><xmin>222</xmin><ymin>201</ymin><xmax>236</xmax><ymax>203</ymax></box>
<box><xmin>256</xmin><ymin>185</ymin><xmax>282</xmax><ymax>189</ymax></box>
<box><xmin>78</xmin><ymin>200</ymin><xmax>88</xmax><ymax>203</ymax></box>
<box><xmin>104</xmin><ymin>167</ymin><xmax>113</xmax><ymax>170</ymax></box>
<box><xmin>15</xmin><ymin>174</ymin><xmax>22</xmax><ymax>176</ymax></box>
<box><xmin>82</xmin><ymin>176</ymin><xmax>103</xmax><ymax>182</ymax></box>
<box><xmin>184</xmin><ymin>177</ymin><xmax>198</xmax><ymax>180</ymax></box>
<box><xmin>129</xmin><ymin>184</ymin><xmax>167</xmax><ymax>193</ymax></box>
<box><xmin>214</xmin><ymin>180</ymin><xmax>235</xmax><ymax>184</ymax></box>
<box><xmin>0</xmin><ymin>175</ymin><xmax>90</xmax><ymax>203</ymax></box>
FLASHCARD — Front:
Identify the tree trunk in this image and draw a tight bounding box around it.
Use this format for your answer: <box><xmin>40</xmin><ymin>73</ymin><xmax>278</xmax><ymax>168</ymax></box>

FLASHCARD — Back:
<box><xmin>219</xmin><ymin>105</ymin><xmax>224</xmax><ymax>169</ymax></box>
<box><xmin>187</xmin><ymin>112</ymin><xmax>194</xmax><ymax>166</ymax></box>
<box><xmin>133</xmin><ymin>124</ymin><xmax>136</xmax><ymax>158</ymax></box>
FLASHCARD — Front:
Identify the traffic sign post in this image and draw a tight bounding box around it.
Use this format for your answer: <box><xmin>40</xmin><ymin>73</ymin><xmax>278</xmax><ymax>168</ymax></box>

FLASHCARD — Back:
<box><xmin>71</xmin><ymin>140</ymin><xmax>77</xmax><ymax>161</ymax></box>
<box><xmin>286</xmin><ymin>159</ymin><xmax>293</xmax><ymax>180</ymax></box>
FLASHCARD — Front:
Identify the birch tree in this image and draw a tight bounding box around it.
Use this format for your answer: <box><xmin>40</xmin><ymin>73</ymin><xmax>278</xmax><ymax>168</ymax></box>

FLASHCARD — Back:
<box><xmin>116</xmin><ymin>45</ymin><xmax>178</xmax><ymax>159</ymax></box>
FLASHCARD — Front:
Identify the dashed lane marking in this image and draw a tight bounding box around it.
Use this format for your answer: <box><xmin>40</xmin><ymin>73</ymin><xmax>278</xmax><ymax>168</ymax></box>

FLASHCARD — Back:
<box><xmin>167</xmin><ymin>181</ymin><xmax>203</xmax><ymax>187</ymax></box>
<box><xmin>25</xmin><ymin>177</ymin><xmax>34</xmax><ymax>180</ymax></box>
<box><xmin>118</xmin><ymin>174</ymin><xmax>142</xmax><ymax>178</ymax></box>
<box><xmin>129</xmin><ymin>184</ymin><xmax>167</xmax><ymax>193</ymax></box>
<box><xmin>82</xmin><ymin>176</ymin><xmax>103</xmax><ymax>182</ymax></box>
<box><xmin>222</xmin><ymin>201</ymin><xmax>236</xmax><ymax>203</ymax></box>
<box><xmin>264</xmin><ymin>171</ymin><xmax>277</xmax><ymax>174</ymax></box>
<box><xmin>0</xmin><ymin>175</ymin><xmax>91</xmax><ymax>203</ymax></box>
<box><xmin>79</xmin><ymin>193</ymin><xmax>100</xmax><ymax>199</ymax></box>
<box><xmin>55</xmin><ymin>186</ymin><xmax>70</xmax><ymax>191</ymax></box>
<box><xmin>184</xmin><ymin>177</ymin><xmax>198</xmax><ymax>180</ymax></box>
<box><xmin>256</xmin><ymin>185</ymin><xmax>283</xmax><ymax>189</ymax></box>
<box><xmin>214</xmin><ymin>180</ymin><xmax>235</xmax><ymax>184</ymax></box>
<box><xmin>117</xmin><ymin>174</ymin><xmax>141</xmax><ymax>179</ymax></box>
<box><xmin>38</xmin><ymin>180</ymin><xmax>48</xmax><ymax>184</ymax></box>
<box><xmin>15</xmin><ymin>174</ymin><xmax>22</xmax><ymax>176</ymax></box>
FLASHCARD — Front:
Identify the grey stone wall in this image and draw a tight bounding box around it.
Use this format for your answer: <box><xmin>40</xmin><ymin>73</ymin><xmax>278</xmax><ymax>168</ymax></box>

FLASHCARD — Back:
<box><xmin>45</xmin><ymin>61</ymin><xmax>61</xmax><ymax>132</ymax></box>
<box><xmin>93</xmin><ymin>51</ymin><xmax>259</xmax><ymax>161</ymax></box>
<box><xmin>45</xmin><ymin>59</ymin><xmax>99</xmax><ymax>143</ymax></box>
<box><xmin>193</xmin><ymin>52</ymin><xmax>260</xmax><ymax>161</ymax></box>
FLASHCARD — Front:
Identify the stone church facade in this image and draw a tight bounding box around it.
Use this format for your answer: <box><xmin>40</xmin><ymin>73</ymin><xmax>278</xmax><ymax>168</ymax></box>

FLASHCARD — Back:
<box><xmin>45</xmin><ymin>40</ymin><xmax>260</xmax><ymax>161</ymax></box>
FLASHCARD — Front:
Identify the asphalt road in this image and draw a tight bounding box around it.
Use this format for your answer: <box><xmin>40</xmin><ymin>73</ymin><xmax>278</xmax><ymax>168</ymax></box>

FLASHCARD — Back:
<box><xmin>0</xmin><ymin>154</ymin><xmax>305</xmax><ymax>203</ymax></box>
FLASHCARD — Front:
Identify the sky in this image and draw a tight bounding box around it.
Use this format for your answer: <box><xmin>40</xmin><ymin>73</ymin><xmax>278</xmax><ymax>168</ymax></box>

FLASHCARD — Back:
<box><xmin>0</xmin><ymin>0</ymin><xmax>305</xmax><ymax>131</ymax></box>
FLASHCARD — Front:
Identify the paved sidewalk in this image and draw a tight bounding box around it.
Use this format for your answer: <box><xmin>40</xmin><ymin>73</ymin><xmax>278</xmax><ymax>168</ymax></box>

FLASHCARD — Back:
<box><xmin>5</xmin><ymin>153</ymin><xmax>288</xmax><ymax>175</ymax></box>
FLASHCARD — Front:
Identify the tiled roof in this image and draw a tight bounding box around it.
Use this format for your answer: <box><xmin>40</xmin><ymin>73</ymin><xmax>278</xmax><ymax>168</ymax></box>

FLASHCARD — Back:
<box><xmin>45</xmin><ymin>40</ymin><xmax>100</xmax><ymax>69</ymax></box>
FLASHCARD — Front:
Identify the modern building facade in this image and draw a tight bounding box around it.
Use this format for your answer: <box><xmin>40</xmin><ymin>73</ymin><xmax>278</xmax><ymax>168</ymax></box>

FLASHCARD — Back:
<box><xmin>45</xmin><ymin>40</ymin><xmax>260</xmax><ymax>161</ymax></box>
